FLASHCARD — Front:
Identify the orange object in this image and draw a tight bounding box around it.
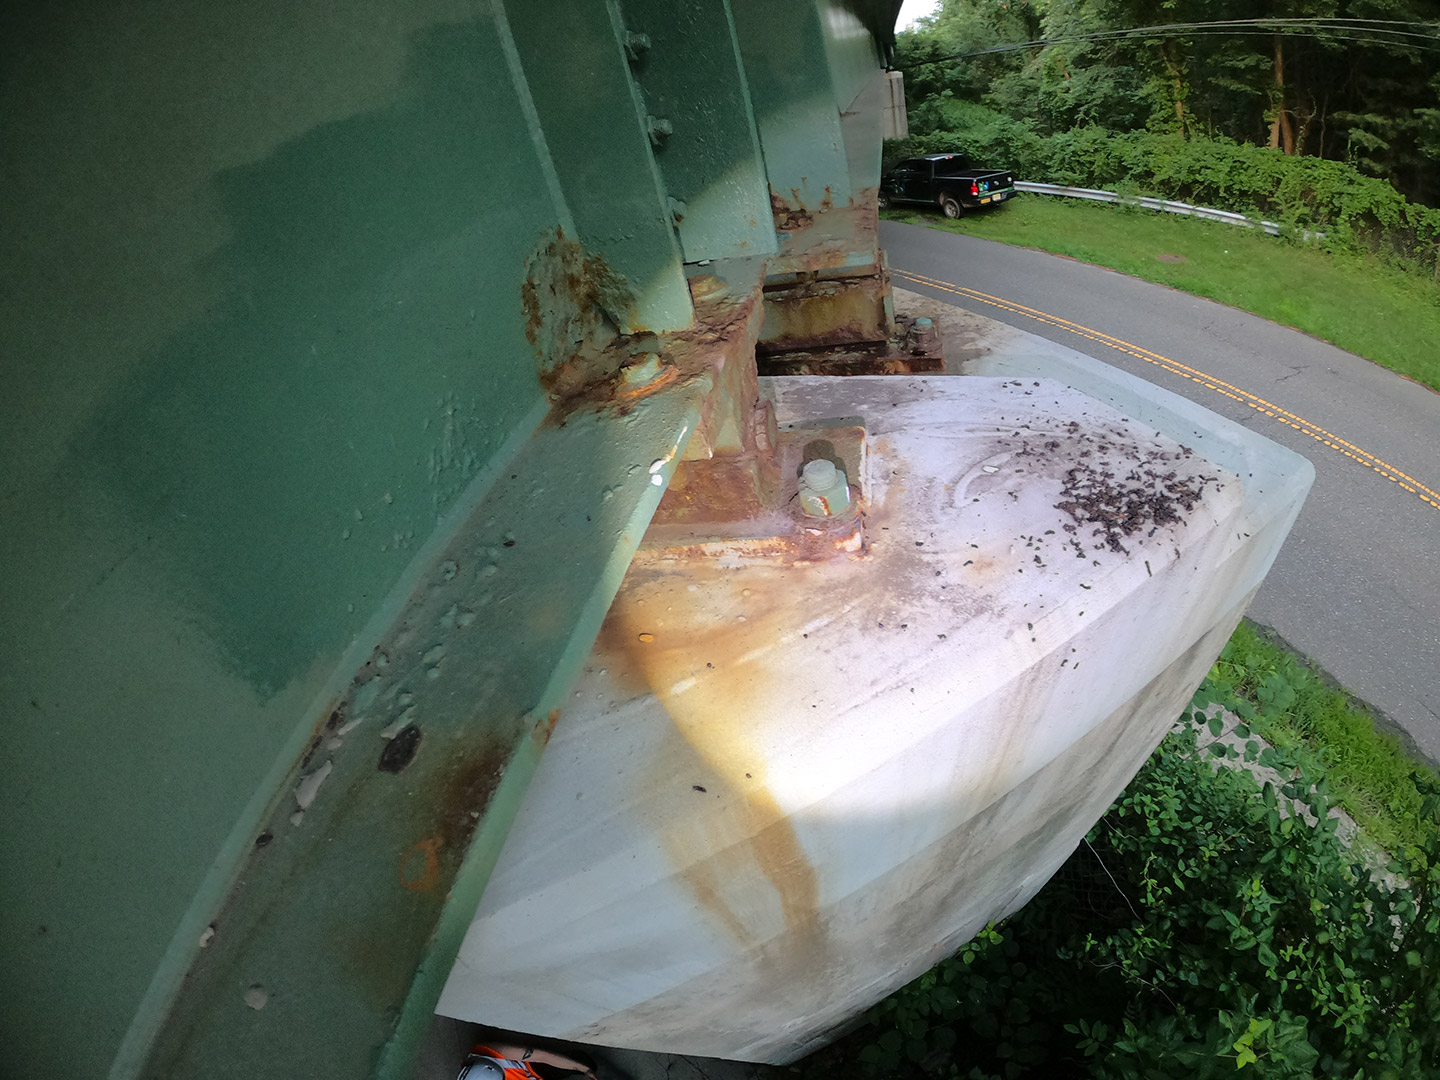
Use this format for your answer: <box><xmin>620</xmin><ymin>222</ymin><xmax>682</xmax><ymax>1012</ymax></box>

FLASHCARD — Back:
<box><xmin>458</xmin><ymin>1045</ymin><xmax>543</xmax><ymax>1080</ymax></box>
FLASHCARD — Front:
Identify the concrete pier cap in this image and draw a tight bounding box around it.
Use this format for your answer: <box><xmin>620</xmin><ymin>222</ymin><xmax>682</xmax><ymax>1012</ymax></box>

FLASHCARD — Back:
<box><xmin>437</xmin><ymin>362</ymin><xmax>1312</xmax><ymax>1063</ymax></box>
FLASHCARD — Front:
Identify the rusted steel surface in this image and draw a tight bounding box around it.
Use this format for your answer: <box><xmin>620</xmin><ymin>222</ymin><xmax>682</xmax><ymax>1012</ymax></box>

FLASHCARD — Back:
<box><xmin>769</xmin><ymin>188</ymin><xmax>815</xmax><ymax>232</ymax></box>
<box><xmin>529</xmin><ymin>240</ymin><xmax>771</xmax><ymax>444</ymax></box>
<box><xmin>766</xmin><ymin>193</ymin><xmax>881</xmax><ymax>282</ymax></box>
<box><xmin>670</xmin><ymin>268</ymin><xmax>770</xmax><ymax>460</ymax></box>
<box><xmin>758</xmin><ymin>348</ymin><xmax>943</xmax><ymax>376</ymax></box>
<box><xmin>647</xmin><ymin>261</ymin><xmax>789</xmax><ymax>528</ymax></box>
<box><xmin>657</xmin><ymin>452</ymin><xmax>784</xmax><ymax>530</ymax></box>
<box><xmin>527</xmin><ymin>230</ymin><xmax>643</xmax><ymax>404</ymax></box>
<box><xmin>756</xmin><ymin>189</ymin><xmax>896</xmax><ymax>356</ymax></box>
<box><xmin>758</xmin><ymin>269</ymin><xmax>891</xmax><ymax>353</ymax></box>
<box><xmin>770</xmin><ymin>183</ymin><xmax>838</xmax><ymax>232</ymax></box>
<box><xmin>758</xmin><ymin>313</ymin><xmax>943</xmax><ymax>376</ymax></box>
<box><xmin>646</xmin><ymin>423</ymin><xmax>868</xmax><ymax>554</ymax></box>
<box><xmin>436</xmin><ymin>374</ymin><xmax>1313</xmax><ymax>1062</ymax></box>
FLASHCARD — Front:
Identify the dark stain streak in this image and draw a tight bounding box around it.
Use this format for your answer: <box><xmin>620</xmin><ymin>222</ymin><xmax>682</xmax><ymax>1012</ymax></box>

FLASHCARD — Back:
<box><xmin>300</xmin><ymin>734</ymin><xmax>324</xmax><ymax>770</ymax></box>
<box><xmin>431</xmin><ymin>741</ymin><xmax>514</xmax><ymax>858</ymax></box>
<box><xmin>302</xmin><ymin>695</ymin><xmax>346</xmax><ymax>768</ymax></box>
<box><xmin>378</xmin><ymin>724</ymin><xmax>422</xmax><ymax>774</ymax></box>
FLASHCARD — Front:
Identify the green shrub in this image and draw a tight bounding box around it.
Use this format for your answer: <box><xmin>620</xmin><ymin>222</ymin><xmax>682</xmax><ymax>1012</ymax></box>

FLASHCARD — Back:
<box><xmin>789</xmin><ymin>666</ymin><xmax>1440</xmax><ymax>1079</ymax></box>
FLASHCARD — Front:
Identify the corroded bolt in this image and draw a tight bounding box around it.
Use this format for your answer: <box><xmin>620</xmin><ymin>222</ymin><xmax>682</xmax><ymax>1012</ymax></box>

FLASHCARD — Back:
<box><xmin>624</xmin><ymin>31</ymin><xmax>651</xmax><ymax>61</ymax></box>
<box><xmin>620</xmin><ymin>353</ymin><xmax>667</xmax><ymax>392</ymax></box>
<box><xmin>647</xmin><ymin>115</ymin><xmax>673</xmax><ymax>147</ymax></box>
<box><xmin>799</xmin><ymin>458</ymin><xmax>851</xmax><ymax>517</ymax></box>
<box><xmin>911</xmin><ymin>315</ymin><xmax>939</xmax><ymax>353</ymax></box>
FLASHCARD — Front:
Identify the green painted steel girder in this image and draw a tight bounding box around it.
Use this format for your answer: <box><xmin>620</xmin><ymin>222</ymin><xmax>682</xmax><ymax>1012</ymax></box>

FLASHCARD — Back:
<box><xmin>134</xmin><ymin>385</ymin><xmax>706</xmax><ymax>1080</ymax></box>
<box><xmin>503</xmin><ymin>0</ymin><xmax>695</xmax><ymax>334</ymax></box>
<box><xmin>836</xmin><ymin>0</ymin><xmax>906</xmax><ymax>63</ymax></box>
<box><xmin>2</xmin><ymin>6</ymin><xmax>583</xmax><ymax>1075</ymax></box>
<box><xmin>0</xmin><ymin>1</ymin><xmax>899</xmax><ymax>1077</ymax></box>
<box><xmin>622</xmin><ymin>0</ymin><xmax>778</xmax><ymax>263</ymax></box>
<box><xmin>730</xmin><ymin>0</ymin><xmax>856</xmax><ymax>212</ymax></box>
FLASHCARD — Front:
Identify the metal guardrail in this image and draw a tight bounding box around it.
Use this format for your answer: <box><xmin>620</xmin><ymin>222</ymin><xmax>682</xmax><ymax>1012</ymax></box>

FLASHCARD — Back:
<box><xmin>1014</xmin><ymin>181</ymin><xmax>1297</xmax><ymax>237</ymax></box>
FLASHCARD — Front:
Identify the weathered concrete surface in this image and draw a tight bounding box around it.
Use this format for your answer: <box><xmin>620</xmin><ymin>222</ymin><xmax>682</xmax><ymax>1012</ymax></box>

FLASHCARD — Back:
<box><xmin>435</xmin><ymin>373</ymin><xmax>1311</xmax><ymax>1062</ymax></box>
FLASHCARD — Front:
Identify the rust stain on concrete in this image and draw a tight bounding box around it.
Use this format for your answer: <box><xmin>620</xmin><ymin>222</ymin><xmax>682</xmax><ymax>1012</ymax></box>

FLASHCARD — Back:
<box><xmin>601</xmin><ymin>569</ymin><xmax>825</xmax><ymax>945</ymax></box>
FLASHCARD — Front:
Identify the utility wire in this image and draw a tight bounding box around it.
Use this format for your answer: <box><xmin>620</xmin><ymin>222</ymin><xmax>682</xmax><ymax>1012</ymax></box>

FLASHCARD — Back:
<box><xmin>949</xmin><ymin>28</ymin><xmax>1440</xmax><ymax>58</ymax></box>
<box><xmin>897</xmin><ymin>18</ymin><xmax>1440</xmax><ymax>68</ymax></box>
<box><xmin>1032</xmin><ymin>20</ymin><xmax>1440</xmax><ymax>48</ymax></box>
<box><xmin>904</xmin><ymin>16</ymin><xmax>1440</xmax><ymax>48</ymax></box>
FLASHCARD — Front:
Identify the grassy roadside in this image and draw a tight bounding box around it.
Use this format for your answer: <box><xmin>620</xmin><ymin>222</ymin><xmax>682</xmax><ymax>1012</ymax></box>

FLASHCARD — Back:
<box><xmin>885</xmin><ymin>196</ymin><xmax>1440</xmax><ymax>393</ymax></box>
<box><xmin>1210</xmin><ymin>619</ymin><xmax>1437</xmax><ymax>854</ymax></box>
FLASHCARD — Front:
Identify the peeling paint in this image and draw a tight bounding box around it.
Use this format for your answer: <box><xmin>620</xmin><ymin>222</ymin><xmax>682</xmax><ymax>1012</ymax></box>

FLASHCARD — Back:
<box><xmin>769</xmin><ymin>188</ymin><xmax>814</xmax><ymax>232</ymax></box>
<box><xmin>293</xmin><ymin>761</ymin><xmax>333</xmax><ymax>810</ymax></box>
<box><xmin>766</xmin><ymin>195</ymin><xmax>880</xmax><ymax>281</ymax></box>
<box><xmin>759</xmin><ymin>274</ymin><xmax>890</xmax><ymax>353</ymax></box>
<box><xmin>523</xmin><ymin>229</ymin><xmax>636</xmax><ymax>402</ymax></box>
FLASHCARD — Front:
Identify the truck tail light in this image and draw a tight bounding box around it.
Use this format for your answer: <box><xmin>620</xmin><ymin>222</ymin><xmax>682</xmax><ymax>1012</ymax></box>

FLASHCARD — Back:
<box><xmin>970</xmin><ymin>182</ymin><xmax>979</xmax><ymax>196</ymax></box>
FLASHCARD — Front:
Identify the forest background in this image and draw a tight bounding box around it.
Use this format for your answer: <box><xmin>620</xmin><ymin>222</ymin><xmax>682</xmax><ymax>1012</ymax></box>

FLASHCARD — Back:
<box><xmin>890</xmin><ymin>0</ymin><xmax>1440</xmax><ymax>275</ymax></box>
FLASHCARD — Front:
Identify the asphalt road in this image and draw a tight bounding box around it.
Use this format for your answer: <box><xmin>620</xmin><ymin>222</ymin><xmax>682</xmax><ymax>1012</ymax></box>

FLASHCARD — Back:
<box><xmin>882</xmin><ymin>219</ymin><xmax>1440</xmax><ymax>763</ymax></box>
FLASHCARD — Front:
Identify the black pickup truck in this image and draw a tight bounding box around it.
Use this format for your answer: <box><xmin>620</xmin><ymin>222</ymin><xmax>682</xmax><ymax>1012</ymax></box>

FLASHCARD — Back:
<box><xmin>878</xmin><ymin>154</ymin><xmax>1015</xmax><ymax>218</ymax></box>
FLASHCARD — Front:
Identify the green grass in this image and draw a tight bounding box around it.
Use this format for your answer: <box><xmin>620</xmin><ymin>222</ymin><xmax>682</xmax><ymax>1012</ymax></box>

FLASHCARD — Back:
<box><xmin>1211</xmin><ymin>619</ymin><xmax>1437</xmax><ymax>854</ymax></box>
<box><xmin>887</xmin><ymin>196</ymin><xmax>1440</xmax><ymax>392</ymax></box>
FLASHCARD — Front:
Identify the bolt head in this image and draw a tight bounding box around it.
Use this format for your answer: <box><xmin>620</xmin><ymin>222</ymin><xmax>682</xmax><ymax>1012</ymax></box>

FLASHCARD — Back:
<box><xmin>802</xmin><ymin>459</ymin><xmax>838</xmax><ymax>490</ymax></box>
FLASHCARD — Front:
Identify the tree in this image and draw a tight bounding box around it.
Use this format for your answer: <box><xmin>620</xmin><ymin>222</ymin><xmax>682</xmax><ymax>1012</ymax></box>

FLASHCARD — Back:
<box><xmin>893</xmin><ymin>0</ymin><xmax>1440</xmax><ymax>206</ymax></box>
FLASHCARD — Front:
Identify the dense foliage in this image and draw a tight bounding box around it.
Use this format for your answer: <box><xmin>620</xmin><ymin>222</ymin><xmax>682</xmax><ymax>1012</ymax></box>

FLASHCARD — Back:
<box><xmin>790</xmin><ymin>663</ymin><xmax>1440</xmax><ymax>1078</ymax></box>
<box><xmin>887</xmin><ymin>97</ymin><xmax>1440</xmax><ymax>275</ymax></box>
<box><xmin>892</xmin><ymin>0</ymin><xmax>1440</xmax><ymax>273</ymax></box>
<box><xmin>899</xmin><ymin>0</ymin><xmax>1440</xmax><ymax>204</ymax></box>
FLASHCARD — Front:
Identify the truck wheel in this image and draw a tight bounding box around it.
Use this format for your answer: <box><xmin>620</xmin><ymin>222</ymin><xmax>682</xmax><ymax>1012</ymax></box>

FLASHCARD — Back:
<box><xmin>877</xmin><ymin>190</ymin><xmax>891</xmax><ymax>211</ymax></box>
<box><xmin>941</xmin><ymin>195</ymin><xmax>962</xmax><ymax>219</ymax></box>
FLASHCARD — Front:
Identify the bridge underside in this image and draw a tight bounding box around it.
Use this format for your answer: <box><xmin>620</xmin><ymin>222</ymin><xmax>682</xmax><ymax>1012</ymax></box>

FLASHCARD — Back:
<box><xmin>1</xmin><ymin>3</ymin><xmax>1310</xmax><ymax>1078</ymax></box>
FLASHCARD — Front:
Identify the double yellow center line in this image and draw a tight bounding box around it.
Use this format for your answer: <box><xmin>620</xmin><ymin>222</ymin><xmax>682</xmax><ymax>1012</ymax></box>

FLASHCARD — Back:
<box><xmin>895</xmin><ymin>267</ymin><xmax>1440</xmax><ymax>514</ymax></box>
